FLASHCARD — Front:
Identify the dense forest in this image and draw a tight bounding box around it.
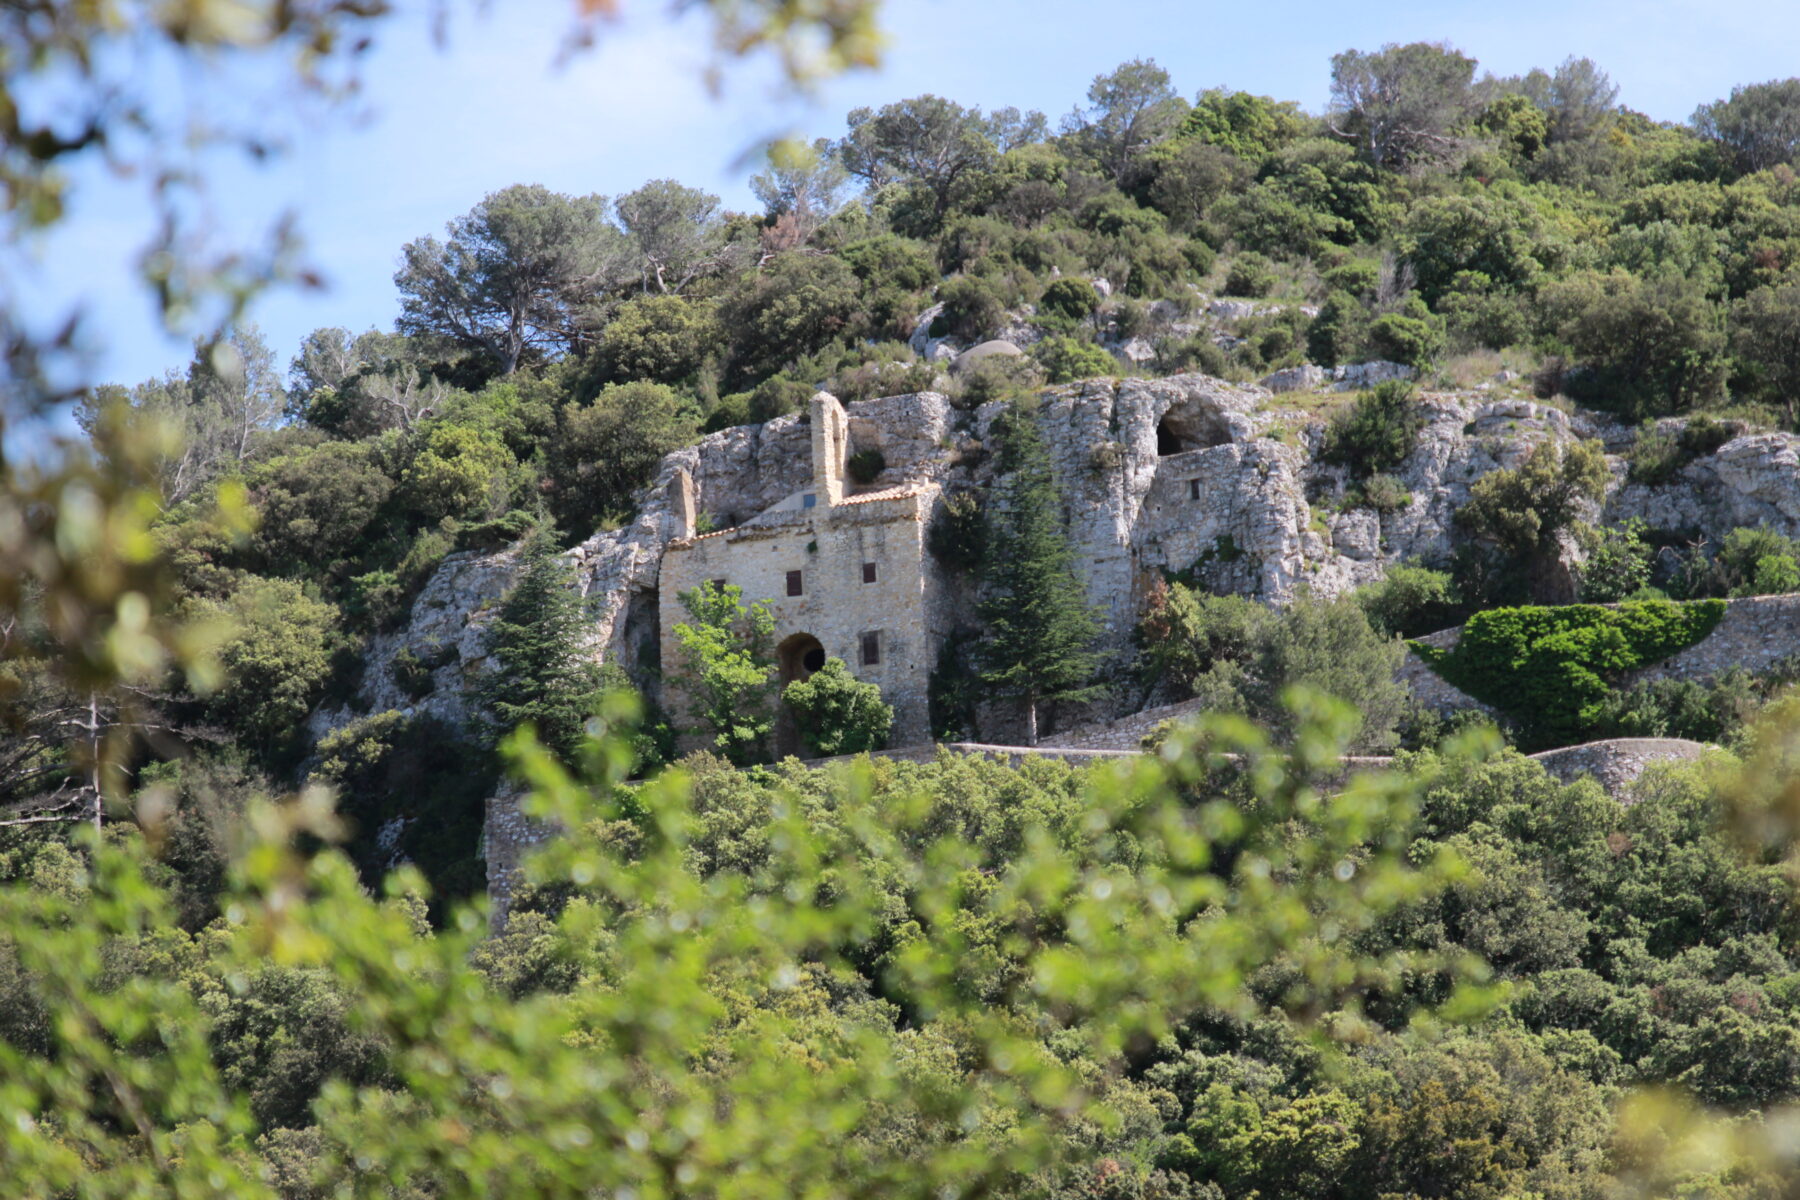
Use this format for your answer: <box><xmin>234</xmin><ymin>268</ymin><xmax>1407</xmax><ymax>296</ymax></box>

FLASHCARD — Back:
<box><xmin>10</xmin><ymin>31</ymin><xmax>1800</xmax><ymax>1198</ymax></box>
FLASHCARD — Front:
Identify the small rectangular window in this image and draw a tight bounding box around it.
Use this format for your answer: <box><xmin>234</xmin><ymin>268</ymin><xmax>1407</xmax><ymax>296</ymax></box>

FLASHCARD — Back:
<box><xmin>710</xmin><ymin>578</ymin><xmax>728</xmax><ymax>591</ymax></box>
<box><xmin>862</xmin><ymin>561</ymin><xmax>878</xmax><ymax>584</ymax></box>
<box><xmin>1188</xmin><ymin>478</ymin><xmax>1201</xmax><ymax>501</ymax></box>
<box><xmin>786</xmin><ymin>569</ymin><xmax>804</xmax><ymax>597</ymax></box>
<box><xmin>860</xmin><ymin>631</ymin><xmax>880</xmax><ymax>666</ymax></box>
<box><xmin>802</xmin><ymin>493</ymin><xmax>817</xmax><ymax>509</ymax></box>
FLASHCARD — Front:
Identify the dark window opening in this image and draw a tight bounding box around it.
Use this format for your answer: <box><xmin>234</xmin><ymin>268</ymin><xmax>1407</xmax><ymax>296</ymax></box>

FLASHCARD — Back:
<box><xmin>860</xmin><ymin>631</ymin><xmax>881</xmax><ymax>666</ymax></box>
<box><xmin>786</xmin><ymin>570</ymin><xmax>804</xmax><ymax>596</ymax></box>
<box><xmin>710</xmin><ymin>578</ymin><xmax>728</xmax><ymax>591</ymax></box>
<box><xmin>1157</xmin><ymin>421</ymin><xmax>1183</xmax><ymax>456</ymax></box>
<box><xmin>1188</xmin><ymin>478</ymin><xmax>1201</xmax><ymax>501</ymax></box>
<box><xmin>862</xmin><ymin>562</ymin><xmax>878</xmax><ymax>584</ymax></box>
<box><xmin>803</xmin><ymin>646</ymin><xmax>827</xmax><ymax>673</ymax></box>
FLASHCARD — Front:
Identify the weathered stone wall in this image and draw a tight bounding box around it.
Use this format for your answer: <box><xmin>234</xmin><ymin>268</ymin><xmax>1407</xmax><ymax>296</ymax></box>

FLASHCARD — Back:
<box><xmin>325</xmin><ymin>376</ymin><xmax>1800</xmax><ymax>750</ymax></box>
<box><xmin>1530</xmin><ymin>738</ymin><xmax>1714</xmax><ymax>795</ymax></box>
<box><xmin>483</xmin><ymin>788</ymin><xmax>558</xmax><ymax>931</ymax></box>
<box><xmin>658</xmin><ymin>487</ymin><xmax>940</xmax><ymax>750</ymax></box>
<box><xmin>1630</xmin><ymin>593</ymin><xmax>1800</xmax><ymax>684</ymax></box>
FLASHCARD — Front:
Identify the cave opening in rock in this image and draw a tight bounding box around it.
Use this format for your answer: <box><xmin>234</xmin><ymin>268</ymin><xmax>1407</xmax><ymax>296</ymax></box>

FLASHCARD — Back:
<box><xmin>1155</xmin><ymin>401</ymin><xmax>1234</xmax><ymax>456</ymax></box>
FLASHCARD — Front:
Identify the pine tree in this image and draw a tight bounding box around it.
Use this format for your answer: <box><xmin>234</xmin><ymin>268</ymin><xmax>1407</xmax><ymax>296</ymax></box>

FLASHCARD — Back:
<box><xmin>478</xmin><ymin>528</ymin><xmax>604</xmax><ymax>763</ymax></box>
<box><xmin>976</xmin><ymin>398</ymin><xmax>1101</xmax><ymax>744</ymax></box>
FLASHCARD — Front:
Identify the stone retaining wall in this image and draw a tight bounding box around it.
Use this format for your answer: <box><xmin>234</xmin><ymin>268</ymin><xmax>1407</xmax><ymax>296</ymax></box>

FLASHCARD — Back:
<box><xmin>1630</xmin><ymin>593</ymin><xmax>1800</xmax><ymax>685</ymax></box>
<box><xmin>1530</xmin><ymin>738</ymin><xmax>1713</xmax><ymax>795</ymax></box>
<box><xmin>484</xmin><ymin>789</ymin><xmax>558</xmax><ymax>932</ymax></box>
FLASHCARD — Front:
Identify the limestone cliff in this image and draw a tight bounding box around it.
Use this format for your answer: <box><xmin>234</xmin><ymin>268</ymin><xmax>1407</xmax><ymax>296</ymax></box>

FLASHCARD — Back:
<box><xmin>311</xmin><ymin>374</ymin><xmax>1800</xmax><ymax>744</ymax></box>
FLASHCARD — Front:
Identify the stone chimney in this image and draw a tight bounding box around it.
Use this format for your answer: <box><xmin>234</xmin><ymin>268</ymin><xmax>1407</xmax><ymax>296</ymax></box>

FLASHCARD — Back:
<box><xmin>667</xmin><ymin>466</ymin><xmax>696</xmax><ymax>539</ymax></box>
<box><xmin>809</xmin><ymin>391</ymin><xmax>848</xmax><ymax>506</ymax></box>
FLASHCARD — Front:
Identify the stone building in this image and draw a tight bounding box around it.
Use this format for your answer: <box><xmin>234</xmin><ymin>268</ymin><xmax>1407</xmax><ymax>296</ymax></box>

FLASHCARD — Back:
<box><xmin>657</xmin><ymin>393</ymin><xmax>948</xmax><ymax>753</ymax></box>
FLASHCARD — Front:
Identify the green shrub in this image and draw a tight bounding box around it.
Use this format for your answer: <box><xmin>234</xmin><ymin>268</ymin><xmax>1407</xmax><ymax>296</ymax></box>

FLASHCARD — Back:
<box><xmin>930</xmin><ymin>274</ymin><xmax>1007</xmax><ymax>343</ymax></box>
<box><xmin>782</xmin><ymin>658</ymin><xmax>894</xmax><ymax>757</ymax></box>
<box><xmin>1307</xmin><ymin>290</ymin><xmax>1369</xmax><ymax>367</ymax></box>
<box><xmin>1355</xmin><ymin>472</ymin><xmax>1412</xmax><ymax>512</ymax></box>
<box><xmin>458</xmin><ymin>509</ymin><xmax>537</xmax><ymax>553</ymax></box>
<box><xmin>1413</xmin><ymin>598</ymin><xmax>1727</xmax><ymax>748</ymax></box>
<box><xmin>1322</xmin><ymin>260</ymin><xmax>1380</xmax><ymax>299</ymax></box>
<box><xmin>1579</xmin><ymin>519</ymin><xmax>1653</xmax><ymax>603</ymax></box>
<box><xmin>1223</xmin><ymin>253</ymin><xmax>1276</xmax><ymax>298</ymax></box>
<box><xmin>1366</xmin><ymin>298</ymin><xmax>1445</xmax><ymax>368</ymax></box>
<box><xmin>1625</xmin><ymin>423</ymin><xmax>1686</xmax><ymax>485</ymax></box>
<box><xmin>1037</xmin><ymin>277</ymin><xmax>1101</xmax><ymax>323</ymax></box>
<box><xmin>1355</xmin><ymin>565</ymin><xmax>1461</xmax><ymax>638</ymax></box>
<box><xmin>847</xmin><ymin>448</ymin><xmax>886</xmax><ymax>485</ymax></box>
<box><xmin>927</xmin><ymin>491</ymin><xmax>985</xmax><ymax>569</ymax></box>
<box><xmin>1319</xmin><ymin>382</ymin><xmax>1424</xmax><ymax>478</ymax></box>
<box><xmin>1033</xmin><ymin>336</ymin><xmax>1117</xmax><ymax>384</ymax></box>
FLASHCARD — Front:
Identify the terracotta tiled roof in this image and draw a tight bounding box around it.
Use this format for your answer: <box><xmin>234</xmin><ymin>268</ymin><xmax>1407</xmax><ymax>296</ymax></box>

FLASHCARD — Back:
<box><xmin>835</xmin><ymin>485</ymin><xmax>925</xmax><ymax>506</ymax></box>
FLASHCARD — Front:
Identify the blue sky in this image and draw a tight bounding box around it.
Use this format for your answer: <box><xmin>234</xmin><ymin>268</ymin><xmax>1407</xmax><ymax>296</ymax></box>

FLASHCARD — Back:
<box><xmin>20</xmin><ymin>0</ymin><xmax>1800</xmax><ymax>387</ymax></box>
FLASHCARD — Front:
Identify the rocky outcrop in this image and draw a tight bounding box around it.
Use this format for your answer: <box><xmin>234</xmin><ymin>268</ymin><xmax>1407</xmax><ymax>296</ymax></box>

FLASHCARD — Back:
<box><xmin>328</xmin><ymin>375</ymin><xmax>1800</xmax><ymax>746</ymax></box>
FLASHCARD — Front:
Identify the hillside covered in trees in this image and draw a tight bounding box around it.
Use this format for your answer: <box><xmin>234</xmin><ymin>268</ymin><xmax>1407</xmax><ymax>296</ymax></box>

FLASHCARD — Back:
<box><xmin>11</xmin><ymin>33</ymin><xmax>1800</xmax><ymax>1199</ymax></box>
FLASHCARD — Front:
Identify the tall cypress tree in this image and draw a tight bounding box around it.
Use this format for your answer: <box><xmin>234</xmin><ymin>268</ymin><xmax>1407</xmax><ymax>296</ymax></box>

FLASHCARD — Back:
<box><xmin>477</xmin><ymin>526</ymin><xmax>604</xmax><ymax>763</ymax></box>
<box><xmin>976</xmin><ymin>398</ymin><xmax>1101</xmax><ymax>744</ymax></box>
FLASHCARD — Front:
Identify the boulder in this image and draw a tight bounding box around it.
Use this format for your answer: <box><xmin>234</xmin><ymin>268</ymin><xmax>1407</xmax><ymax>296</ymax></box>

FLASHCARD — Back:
<box><xmin>951</xmin><ymin>340</ymin><xmax>1024</xmax><ymax>373</ymax></box>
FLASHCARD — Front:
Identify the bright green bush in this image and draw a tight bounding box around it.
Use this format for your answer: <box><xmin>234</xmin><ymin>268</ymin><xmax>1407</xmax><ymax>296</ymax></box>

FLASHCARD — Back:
<box><xmin>1414</xmin><ymin>598</ymin><xmax>1726</xmax><ymax>747</ymax></box>
<box><xmin>1033</xmin><ymin>335</ymin><xmax>1117</xmax><ymax>383</ymax></box>
<box><xmin>781</xmin><ymin>657</ymin><xmax>893</xmax><ymax>756</ymax></box>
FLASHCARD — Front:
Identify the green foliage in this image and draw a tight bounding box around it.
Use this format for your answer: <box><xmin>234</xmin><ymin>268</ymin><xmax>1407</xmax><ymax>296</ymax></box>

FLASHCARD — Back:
<box><xmin>1456</xmin><ymin>439</ymin><xmax>1609</xmax><ymax>597</ymax></box>
<box><xmin>721</xmin><ymin>251</ymin><xmax>863</xmax><ymax>382</ymax></box>
<box><xmin>1178</xmin><ymin>88</ymin><xmax>1307</xmax><ymax>160</ymax></box>
<box><xmin>310</xmin><ymin>710</ymin><xmax>493</xmax><ymax>902</ymax></box>
<box><xmin>1137</xmin><ymin>583</ymin><xmax>1406</xmax><ymax>751</ymax></box>
<box><xmin>846</xmin><ymin>448</ymin><xmax>886</xmax><ymax>485</ymax></box>
<box><xmin>1414</xmin><ymin>598</ymin><xmax>1727</xmax><ymax>747</ymax></box>
<box><xmin>1367</xmin><ymin>297</ymin><xmax>1445</xmax><ymax>368</ymax></box>
<box><xmin>1319</xmin><ymin>382</ymin><xmax>1426</xmax><ymax>478</ymax></box>
<box><xmin>1307</xmin><ymin>289</ymin><xmax>1370</xmax><ymax>367</ymax></box>
<box><xmin>1355</xmin><ymin>564</ymin><xmax>1462</xmax><ymax>638</ymax></box>
<box><xmin>594</xmin><ymin>294</ymin><xmax>720</xmax><ymax>386</ymax></box>
<box><xmin>192</xmin><ymin>577</ymin><xmax>341</xmax><ymax>752</ymax></box>
<box><xmin>1352</xmin><ymin>471</ymin><xmax>1412</xmax><ymax>512</ymax></box>
<box><xmin>400</xmin><ymin>423</ymin><xmax>516</xmax><ymax>522</ymax></box>
<box><xmin>476</xmin><ymin>531</ymin><xmax>605</xmax><ymax>764</ymax></box>
<box><xmin>1693</xmin><ymin>78</ymin><xmax>1800</xmax><ymax>174</ymax></box>
<box><xmin>976</xmin><ymin>400</ymin><xmax>1102</xmax><ymax>742</ymax></box>
<box><xmin>1032</xmin><ymin>335</ymin><xmax>1117</xmax><ymax>384</ymax></box>
<box><xmin>671</xmin><ymin>581</ymin><xmax>778</xmax><ymax>764</ymax></box>
<box><xmin>248</xmin><ymin>441</ymin><xmax>395</xmax><ymax>574</ymax></box>
<box><xmin>929</xmin><ymin>273</ymin><xmax>1007</xmax><ymax>343</ymax></box>
<box><xmin>0</xmin><ymin>693</ymin><xmax>1512</xmax><ymax>1199</ymax></box>
<box><xmin>1330</xmin><ymin>41</ymin><xmax>1478</xmax><ymax>168</ymax></box>
<box><xmin>395</xmin><ymin>183</ymin><xmax>615</xmax><ymax>375</ymax></box>
<box><xmin>1538</xmin><ymin>269</ymin><xmax>1728</xmax><ymax>418</ymax></box>
<box><xmin>1037</xmin><ymin>277</ymin><xmax>1101</xmax><ymax>323</ymax></box>
<box><xmin>550</xmin><ymin>381</ymin><xmax>699</xmax><ymax>535</ymax></box>
<box><xmin>1398</xmin><ymin>191</ymin><xmax>1550</xmax><ymax>303</ymax></box>
<box><xmin>927</xmin><ymin>490</ymin><xmax>986</xmax><ymax>569</ymax></box>
<box><xmin>1222</xmin><ymin>253</ymin><xmax>1276</xmax><ymax>298</ymax></box>
<box><xmin>781</xmin><ymin>658</ymin><xmax>893</xmax><ymax>757</ymax></box>
<box><xmin>1579</xmin><ymin>518</ymin><xmax>1653</xmax><ymax>603</ymax></box>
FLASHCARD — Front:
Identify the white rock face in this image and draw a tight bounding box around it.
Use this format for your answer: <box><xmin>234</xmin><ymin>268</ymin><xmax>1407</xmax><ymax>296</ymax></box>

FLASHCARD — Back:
<box><xmin>320</xmin><ymin>378</ymin><xmax>1800</xmax><ymax>741</ymax></box>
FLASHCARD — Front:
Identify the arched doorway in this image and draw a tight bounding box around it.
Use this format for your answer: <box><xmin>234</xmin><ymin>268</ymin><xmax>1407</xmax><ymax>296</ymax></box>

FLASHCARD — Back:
<box><xmin>775</xmin><ymin>633</ymin><xmax>827</xmax><ymax>757</ymax></box>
